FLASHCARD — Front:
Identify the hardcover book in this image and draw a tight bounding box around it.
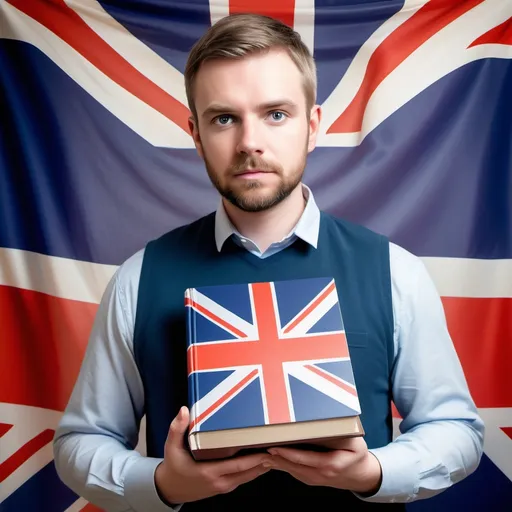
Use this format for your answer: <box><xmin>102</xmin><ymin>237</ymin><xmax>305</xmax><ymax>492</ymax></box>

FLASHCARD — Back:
<box><xmin>185</xmin><ymin>276</ymin><xmax>364</xmax><ymax>461</ymax></box>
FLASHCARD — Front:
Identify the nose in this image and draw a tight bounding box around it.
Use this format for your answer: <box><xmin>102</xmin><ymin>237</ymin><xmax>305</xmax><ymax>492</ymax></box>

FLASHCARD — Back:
<box><xmin>235</xmin><ymin>116</ymin><xmax>264</xmax><ymax>156</ymax></box>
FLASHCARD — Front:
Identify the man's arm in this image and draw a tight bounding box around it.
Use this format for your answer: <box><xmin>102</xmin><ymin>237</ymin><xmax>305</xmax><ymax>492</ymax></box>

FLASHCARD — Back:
<box><xmin>358</xmin><ymin>243</ymin><xmax>485</xmax><ymax>502</ymax></box>
<box><xmin>53</xmin><ymin>250</ymin><xmax>176</xmax><ymax>511</ymax></box>
<box><xmin>53</xmin><ymin>250</ymin><xmax>272</xmax><ymax>510</ymax></box>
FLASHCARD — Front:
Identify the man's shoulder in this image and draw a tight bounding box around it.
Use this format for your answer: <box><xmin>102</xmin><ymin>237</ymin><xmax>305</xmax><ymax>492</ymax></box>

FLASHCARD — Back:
<box><xmin>112</xmin><ymin>247</ymin><xmax>145</xmax><ymax>298</ymax></box>
<box><xmin>389</xmin><ymin>241</ymin><xmax>423</xmax><ymax>268</ymax></box>
<box><xmin>388</xmin><ymin>241</ymin><xmax>432</xmax><ymax>300</ymax></box>
<box><xmin>152</xmin><ymin>212</ymin><xmax>216</xmax><ymax>246</ymax></box>
<box><xmin>321</xmin><ymin>211</ymin><xmax>426</xmax><ymax>274</ymax></box>
<box><xmin>320</xmin><ymin>211</ymin><xmax>389</xmax><ymax>246</ymax></box>
<box><xmin>114</xmin><ymin>212</ymin><xmax>216</xmax><ymax>283</ymax></box>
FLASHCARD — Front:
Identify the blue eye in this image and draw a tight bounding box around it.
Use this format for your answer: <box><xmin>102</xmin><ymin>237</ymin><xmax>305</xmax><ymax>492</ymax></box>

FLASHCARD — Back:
<box><xmin>215</xmin><ymin>115</ymin><xmax>233</xmax><ymax>125</ymax></box>
<box><xmin>270</xmin><ymin>111</ymin><xmax>286</xmax><ymax>122</ymax></box>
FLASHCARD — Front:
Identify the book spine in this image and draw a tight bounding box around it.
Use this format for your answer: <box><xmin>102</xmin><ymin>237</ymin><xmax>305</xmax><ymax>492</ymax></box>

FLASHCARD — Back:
<box><xmin>185</xmin><ymin>288</ymin><xmax>198</xmax><ymax>429</ymax></box>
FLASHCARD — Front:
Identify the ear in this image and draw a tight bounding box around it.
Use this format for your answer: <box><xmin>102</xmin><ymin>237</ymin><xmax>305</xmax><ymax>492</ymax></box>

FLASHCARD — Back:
<box><xmin>188</xmin><ymin>116</ymin><xmax>204</xmax><ymax>159</ymax></box>
<box><xmin>307</xmin><ymin>105</ymin><xmax>322</xmax><ymax>153</ymax></box>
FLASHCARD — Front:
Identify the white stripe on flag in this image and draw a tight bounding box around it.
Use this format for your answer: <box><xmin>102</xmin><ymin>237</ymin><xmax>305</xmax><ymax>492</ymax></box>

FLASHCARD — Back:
<box><xmin>0</xmin><ymin>247</ymin><xmax>116</xmax><ymax>304</ymax></box>
<box><xmin>2</xmin><ymin>249</ymin><xmax>512</xmax><ymax>303</ymax></box>
<box><xmin>0</xmin><ymin>404</ymin><xmax>62</xmax><ymax>502</ymax></box>
<box><xmin>280</xmin><ymin>280</ymin><xmax>338</xmax><ymax>336</ymax></box>
<box><xmin>209</xmin><ymin>0</ymin><xmax>230</xmax><ymax>26</ymax></box>
<box><xmin>187</xmin><ymin>288</ymin><xmax>257</xmax><ymax>339</ymax></box>
<box><xmin>317</xmin><ymin>0</ymin><xmax>512</xmax><ymax>147</ymax></box>
<box><xmin>293</xmin><ymin>0</ymin><xmax>315</xmax><ymax>56</ymax></box>
<box><xmin>285</xmin><ymin>363</ymin><xmax>362</xmax><ymax>414</ymax></box>
<box><xmin>0</xmin><ymin>442</ymin><xmax>54</xmax><ymax>503</ymax></box>
<box><xmin>190</xmin><ymin>367</ymin><xmax>259</xmax><ymax>432</ymax></box>
<box><xmin>318</xmin><ymin>0</ymin><xmax>429</xmax><ymax>146</ymax></box>
<box><xmin>0</xmin><ymin>403</ymin><xmax>62</xmax><ymax>463</ymax></box>
<box><xmin>476</xmin><ymin>408</ymin><xmax>512</xmax><ymax>483</ymax></box>
<box><xmin>63</xmin><ymin>0</ymin><xmax>190</xmax><ymax>108</ymax></box>
<box><xmin>1</xmin><ymin>1</ymin><xmax>193</xmax><ymax>148</ymax></box>
<box><xmin>63</xmin><ymin>498</ymin><xmax>90</xmax><ymax>512</ymax></box>
<box><xmin>421</xmin><ymin>257</ymin><xmax>512</xmax><ymax>298</ymax></box>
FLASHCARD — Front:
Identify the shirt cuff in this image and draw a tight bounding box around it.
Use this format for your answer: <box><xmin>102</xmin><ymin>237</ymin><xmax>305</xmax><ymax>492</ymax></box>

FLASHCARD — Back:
<box><xmin>354</xmin><ymin>446</ymin><xmax>420</xmax><ymax>503</ymax></box>
<box><xmin>124</xmin><ymin>457</ymin><xmax>182</xmax><ymax>511</ymax></box>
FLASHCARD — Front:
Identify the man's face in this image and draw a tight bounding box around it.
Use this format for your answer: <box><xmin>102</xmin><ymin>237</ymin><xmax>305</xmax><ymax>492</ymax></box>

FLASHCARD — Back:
<box><xmin>189</xmin><ymin>48</ymin><xmax>321</xmax><ymax>212</ymax></box>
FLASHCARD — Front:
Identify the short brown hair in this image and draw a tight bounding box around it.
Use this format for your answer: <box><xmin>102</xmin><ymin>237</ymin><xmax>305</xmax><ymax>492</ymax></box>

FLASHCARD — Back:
<box><xmin>184</xmin><ymin>13</ymin><xmax>317</xmax><ymax>120</ymax></box>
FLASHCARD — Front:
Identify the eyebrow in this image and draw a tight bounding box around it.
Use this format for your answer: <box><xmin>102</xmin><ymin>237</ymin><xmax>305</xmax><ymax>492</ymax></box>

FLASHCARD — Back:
<box><xmin>201</xmin><ymin>100</ymin><xmax>299</xmax><ymax>118</ymax></box>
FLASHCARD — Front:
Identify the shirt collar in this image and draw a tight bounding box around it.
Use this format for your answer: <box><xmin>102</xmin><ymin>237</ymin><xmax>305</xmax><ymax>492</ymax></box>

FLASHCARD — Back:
<box><xmin>214</xmin><ymin>183</ymin><xmax>320</xmax><ymax>252</ymax></box>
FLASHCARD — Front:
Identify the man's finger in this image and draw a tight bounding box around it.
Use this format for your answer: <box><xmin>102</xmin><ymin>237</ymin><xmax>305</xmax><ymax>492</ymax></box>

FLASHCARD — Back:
<box><xmin>268</xmin><ymin>447</ymin><xmax>331</xmax><ymax>468</ymax></box>
<box><xmin>326</xmin><ymin>436</ymin><xmax>364</xmax><ymax>452</ymax></box>
<box><xmin>213</xmin><ymin>452</ymin><xmax>272</xmax><ymax>476</ymax></box>
<box><xmin>270</xmin><ymin>455</ymin><xmax>317</xmax><ymax>483</ymax></box>
<box><xmin>167</xmin><ymin>406</ymin><xmax>189</xmax><ymax>451</ymax></box>
<box><xmin>222</xmin><ymin>464</ymin><xmax>271</xmax><ymax>492</ymax></box>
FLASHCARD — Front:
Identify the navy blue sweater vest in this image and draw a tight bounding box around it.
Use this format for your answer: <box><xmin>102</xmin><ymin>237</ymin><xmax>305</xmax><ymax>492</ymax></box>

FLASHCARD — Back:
<box><xmin>134</xmin><ymin>211</ymin><xmax>403</xmax><ymax>510</ymax></box>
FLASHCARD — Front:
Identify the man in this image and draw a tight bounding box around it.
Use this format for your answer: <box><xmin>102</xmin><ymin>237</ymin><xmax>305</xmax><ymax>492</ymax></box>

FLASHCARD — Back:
<box><xmin>53</xmin><ymin>13</ymin><xmax>484</xmax><ymax>511</ymax></box>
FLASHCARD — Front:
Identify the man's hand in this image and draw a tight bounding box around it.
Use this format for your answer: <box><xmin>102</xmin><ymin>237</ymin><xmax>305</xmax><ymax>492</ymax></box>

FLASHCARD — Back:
<box><xmin>267</xmin><ymin>437</ymin><xmax>382</xmax><ymax>495</ymax></box>
<box><xmin>155</xmin><ymin>406</ymin><xmax>273</xmax><ymax>505</ymax></box>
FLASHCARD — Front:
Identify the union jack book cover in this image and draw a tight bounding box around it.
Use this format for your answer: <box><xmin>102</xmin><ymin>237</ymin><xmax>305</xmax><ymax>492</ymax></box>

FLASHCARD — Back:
<box><xmin>185</xmin><ymin>276</ymin><xmax>364</xmax><ymax>460</ymax></box>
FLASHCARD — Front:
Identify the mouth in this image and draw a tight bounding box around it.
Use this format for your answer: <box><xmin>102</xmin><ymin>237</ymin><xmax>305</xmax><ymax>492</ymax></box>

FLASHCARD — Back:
<box><xmin>234</xmin><ymin>169</ymin><xmax>273</xmax><ymax>178</ymax></box>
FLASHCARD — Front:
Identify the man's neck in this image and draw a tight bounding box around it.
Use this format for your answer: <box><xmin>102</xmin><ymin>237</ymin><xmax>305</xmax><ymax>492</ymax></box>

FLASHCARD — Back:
<box><xmin>223</xmin><ymin>185</ymin><xmax>306</xmax><ymax>253</ymax></box>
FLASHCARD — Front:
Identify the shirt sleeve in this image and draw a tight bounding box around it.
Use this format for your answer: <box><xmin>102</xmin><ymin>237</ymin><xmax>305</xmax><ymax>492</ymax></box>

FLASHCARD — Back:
<box><xmin>52</xmin><ymin>250</ymin><xmax>181</xmax><ymax>512</ymax></box>
<box><xmin>357</xmin><ymin>243</ymin><xmax>485</xmax><ymax>503</ymax></box>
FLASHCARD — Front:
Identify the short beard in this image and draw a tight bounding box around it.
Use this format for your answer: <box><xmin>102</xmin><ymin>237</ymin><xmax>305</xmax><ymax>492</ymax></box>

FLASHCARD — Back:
<box><xmin>221</xmin><ymin>175</ymin><xmax>301</xmax><ymax>212</ymax></box>
<box><xmin>204</xmin><ymin>150</ymin><xmax>307</xmax><ymax>213</ymax></box>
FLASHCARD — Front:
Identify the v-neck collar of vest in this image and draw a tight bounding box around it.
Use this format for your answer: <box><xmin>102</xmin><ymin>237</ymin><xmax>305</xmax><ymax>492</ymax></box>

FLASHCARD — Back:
<box><xmin>224</xmin><ymin>235</ymin><xmax>314</xmax><ymax>269</ymax></box>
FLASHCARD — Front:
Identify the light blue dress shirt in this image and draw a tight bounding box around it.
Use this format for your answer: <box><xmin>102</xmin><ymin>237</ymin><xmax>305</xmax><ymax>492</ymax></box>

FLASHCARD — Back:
<box><xmin>53</xmin><ymin>185</ymin><xmax>484</xmax><ymax>511</ymax></box>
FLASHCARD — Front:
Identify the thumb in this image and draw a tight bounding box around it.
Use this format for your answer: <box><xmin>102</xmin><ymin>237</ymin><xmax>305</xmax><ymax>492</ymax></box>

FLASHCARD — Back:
<box><xmin>167</xmin><ymin>406</ymin><xmax>190</xmax><ymax>451</ymax></box>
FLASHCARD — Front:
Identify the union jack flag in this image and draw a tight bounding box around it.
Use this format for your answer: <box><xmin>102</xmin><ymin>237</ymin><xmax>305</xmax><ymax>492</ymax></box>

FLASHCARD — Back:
<box><xmin>185</xmin><ymin>278</ymin><xmax>361</xmax><ymax>433</ymax></box>
<box><xmin>1</xmin><ymin>0</ymin><xmax>511</xmax><ymax>511</ymax></box>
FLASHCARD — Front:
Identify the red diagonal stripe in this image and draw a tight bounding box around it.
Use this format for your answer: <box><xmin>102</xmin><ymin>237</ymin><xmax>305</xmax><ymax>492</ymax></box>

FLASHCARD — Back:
<box><xmin>0</xmin><ymin>423</ymin><xmax>14</xmax><ymax>437</ymax></box>
<box><xmin>0</xmin><ymin>428</ymin><xmax>55</xmax><ymax>483</ymax></box>
<box><xmin>0</xmin><ymin>285</ymin><xmax>97</xmax><ymax>411</ymax></box>
<box><xmin>304</xmin><ymin>364</ymin><xmax>357</xmax><ymax>397</ymax></box>
<box><xmin>327</xmin><ymin>0</ymin><xmax>484</xmax><ymax>134</ymax></box>
<box><xmin>191</xmin><ymin>369</ymin><xmax>258</xmax><ymax>429</ymax></box>
<box><xmin>188</xmin><ymin>280</ymin><xmax>349</xmax><ymax>425</ymax></box>
<box><xmin>283</xmin><ymin>281</ymin><xmax>336</xmax><ymax>334</ymax></box>
<box><xmin>185</xmin><ymin>298</ymin><xmax>248</xmax><ymax>338</ymax></box>
<box><xmin>501</xmin><ymin>427</ymin><xmax>512</xmax><ymax>441</ymax></box>
<box><xmin>469</xmin><ymin>18</ymin><xmax>512</xmax><ymax>48</ymax></box>
<box><xmin>81</xmin><ymin>505</ymin><xmax>105</xmax><ymax>512</ymax></box>
<box><xmin>230</xmin><ymin>0</ymin><xmax>295</xmax><ymax>28</ymax></box>
<box><xmin>189</xmin><ymin>281</ymin><xmax>349</xmax><ymax>425</ymax></box>
<box><xmin>8</xmin><ymin>0</ymin><xmax>191</xmax><ymax>134</ymax></box>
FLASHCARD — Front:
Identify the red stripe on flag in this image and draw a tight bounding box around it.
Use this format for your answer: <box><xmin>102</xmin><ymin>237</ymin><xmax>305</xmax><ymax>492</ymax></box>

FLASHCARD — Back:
<box><xmin>81</xmin><ymin>504</ymin><xmax>105</xmax><ymax>512</ymax></box>
<box><xmin>327</xmin><ymin>0</ymin><xmax>484</xmax><ymax>134</ymax></box>
<box><xmin>0</xmin><ymin>423</ymin><xmax>14</xmax><ymax>437</ymax></box>
<box><xmin>229</xmin><ymin>0</ymin><xmax>295</xmax><ymax>28</ymax></box>
<box><xmin>304</xmin><ymin>364</ymin><xmax>358</xmax><ymax>397</ymax></box>
<box><xmin>442</xmin><ymin>297</ymin><xmax>512</xmax><ymax>408</ymax></box>
<box><xmin>185</xmin><ymin>298</ymin><xmax>248</xmax><ymax>338</ymax></box>
<box><xmin>283</xmin><ymin>281</ymin><xmax>336</xmax><ymax>334</ymax></box>
<box><xmin>191</xmin><ymin>369</ymin><xmax>258</xmax><ymax>429</ymax></box>
<box><xmin>501</xmin><ymin>427</ymin><xmax>512</xmax><ymax>441</ymax></box>
<box><xmin>469</xmin><ymin>19</ymin><xmax>512</xmax><ymax>48</ymax></box>
<box><xmin>8</xmin><ymin>0</ymin><xmax>191</xmax><ymax>133</ymax></box>
<box><xmin>0</xmin><ymin>285</ymin><xmax>97</xmax><ymax>411</ymax></box>
<box><xmin>0</xmin><ymin>428</ymin><xmax>54</xmax><ymax>483</ymax></box>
